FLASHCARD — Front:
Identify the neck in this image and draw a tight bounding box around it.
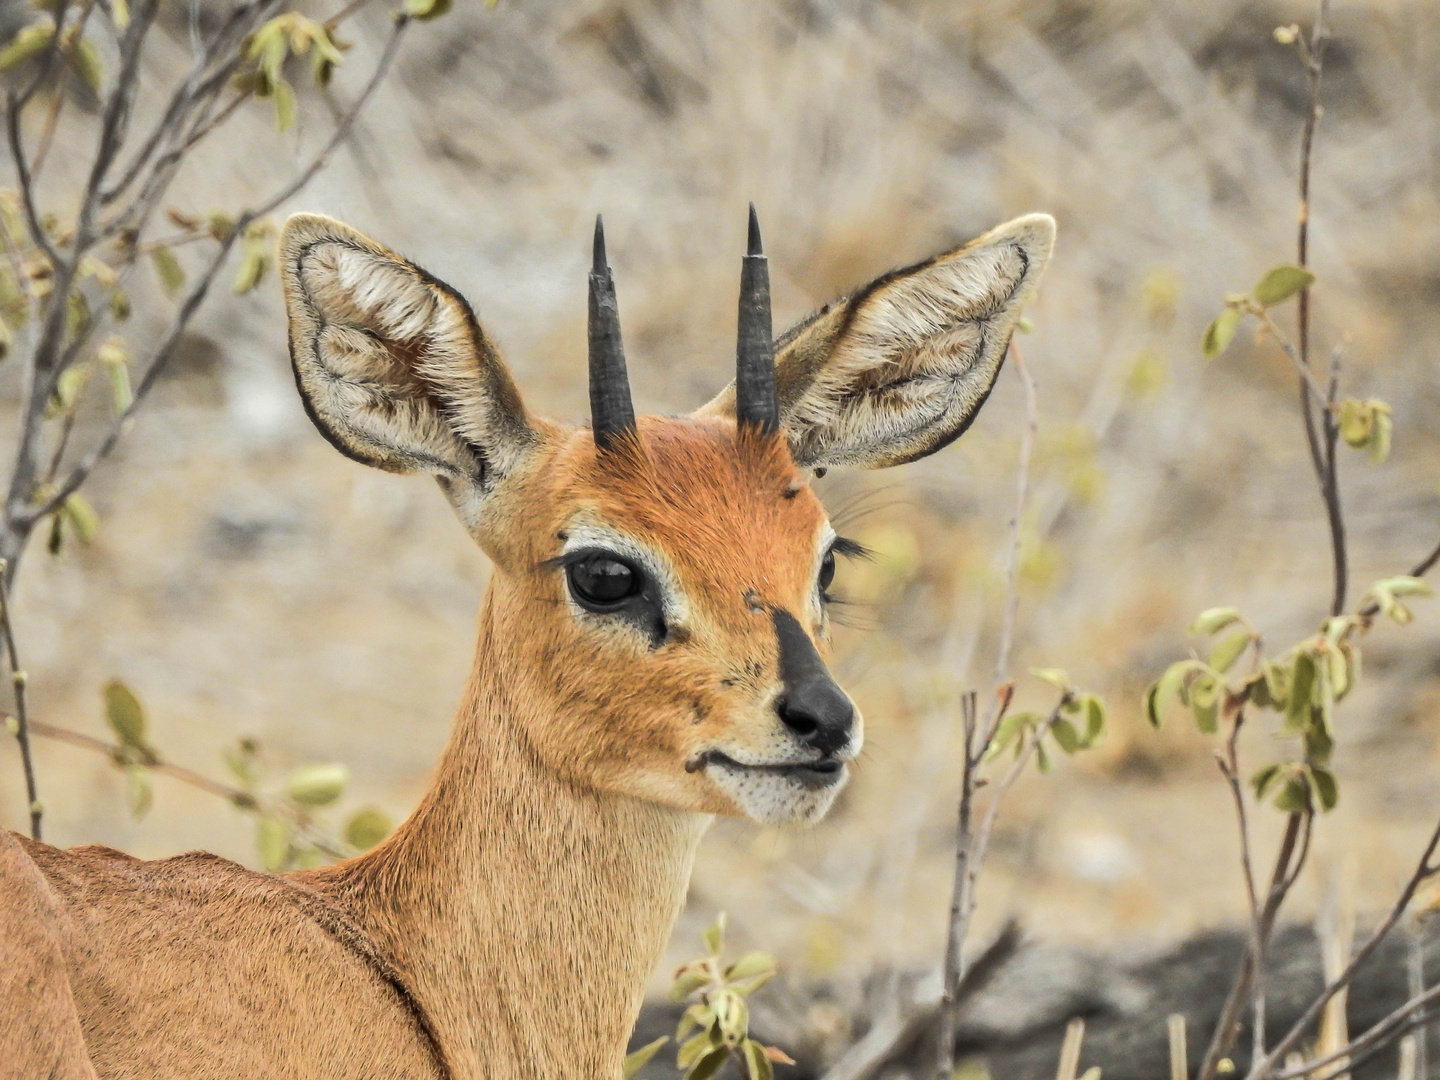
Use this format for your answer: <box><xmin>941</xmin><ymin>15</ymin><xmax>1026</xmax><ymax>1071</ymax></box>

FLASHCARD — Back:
<box><xmin>314</xmin><ymin>593</ymin><xmax>709</xmax><ymax>1079</ymax></box>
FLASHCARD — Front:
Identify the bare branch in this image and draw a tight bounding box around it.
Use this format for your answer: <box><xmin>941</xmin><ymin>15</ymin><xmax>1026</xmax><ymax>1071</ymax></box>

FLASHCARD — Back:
<box><xmin>6</xmin><ymin>92</ymin><xmax>62</xmax><ymax>269</ymax></box>
<box><xmin>976</xmin><ymin>341</ymin><xmax>1037</xmax><ymax>750</ymax></box>
<box><xmin>934</xmin><ymin>341</ymin><xmax>1038</xmax><ymax>1080</ymax></box>
<box><xmin>0</xmin><ymin>560</ymin><xmax>41</xmax><ymax>839</ymax></box>
<box><xmin>1246</xmin><ymin>812</ymin><xmax>1440</xmax><ymax>1080</ymax></box>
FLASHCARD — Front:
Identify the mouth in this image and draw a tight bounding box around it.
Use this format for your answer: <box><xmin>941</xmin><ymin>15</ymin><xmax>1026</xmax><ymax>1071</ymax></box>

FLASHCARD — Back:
<box><xmin>688</xmin><ymin>750</ymin><xmax>848</xmax><ymax>790</ymax></box>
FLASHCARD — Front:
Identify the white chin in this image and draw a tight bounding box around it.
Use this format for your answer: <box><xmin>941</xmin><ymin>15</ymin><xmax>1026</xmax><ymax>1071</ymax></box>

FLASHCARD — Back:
<box><xmin>704</xmin><ymin>761</ymin><xmax>849</xmax><ymax>827</ymax></box>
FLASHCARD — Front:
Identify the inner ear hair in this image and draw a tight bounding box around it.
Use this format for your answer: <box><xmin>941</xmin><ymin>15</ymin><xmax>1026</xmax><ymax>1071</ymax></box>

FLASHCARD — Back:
<box><xmin>699</xmin><ymin>214</ymin><xmax>1055</xmax><ymax>471</ymax></box>
<box><xmin>280</xmin><ymin>214</ymin><xmax>534</xmax><ymax>488</ymax></box>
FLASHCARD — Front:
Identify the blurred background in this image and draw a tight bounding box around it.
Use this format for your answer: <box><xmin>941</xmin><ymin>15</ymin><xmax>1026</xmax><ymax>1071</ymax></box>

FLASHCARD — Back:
<box><xmin>3</xmin><ymin>0</ymin><xmax>1440</xmax><ymax>1071</ymax></box>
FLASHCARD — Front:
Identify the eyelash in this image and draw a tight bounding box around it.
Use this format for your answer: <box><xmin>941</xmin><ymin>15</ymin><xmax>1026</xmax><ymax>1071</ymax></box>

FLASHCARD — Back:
<box><xmin>820</xmin><ymin>536</ymin><xmax>869</xmax><ymax>604</ymax></box>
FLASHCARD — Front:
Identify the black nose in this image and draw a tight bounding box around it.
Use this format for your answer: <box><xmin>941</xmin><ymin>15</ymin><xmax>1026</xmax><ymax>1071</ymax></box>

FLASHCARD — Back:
<box><xmin>778</xmin><ymin>676</ymin><xmax>854</xmax><ymax>755</ymax></box>
<box><xmin>771</xmin><ymin>608</ymin><xmax>854</xmax><ymax>755</ymax></box>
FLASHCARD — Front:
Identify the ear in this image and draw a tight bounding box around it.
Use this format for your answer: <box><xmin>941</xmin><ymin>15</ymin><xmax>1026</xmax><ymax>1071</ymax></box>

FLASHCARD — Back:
<box><xmin>279</xmin><ymin>213</ymin><xmax>537</xmax><ymax>522</ymax></box>
<box><xmin>699</xmin><ymin>214</ymin><xmax>1055</xmax><ymax>469</ymax></box>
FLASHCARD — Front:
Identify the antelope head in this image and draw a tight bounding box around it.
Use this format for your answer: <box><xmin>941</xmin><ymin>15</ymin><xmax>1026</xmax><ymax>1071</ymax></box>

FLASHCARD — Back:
<box><xmin>279</xmin><ymin>208</ymin><xmax>1053</xmax><ymax>829</ymax></box>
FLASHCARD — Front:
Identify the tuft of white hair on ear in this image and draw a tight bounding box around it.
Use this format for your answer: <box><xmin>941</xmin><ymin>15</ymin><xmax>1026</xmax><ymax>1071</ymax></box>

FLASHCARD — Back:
<box><xmin>279</xmin><ymin>213</ymin><xmax>535</xmax><ymax>498</ymax></box>
<box><xmin>699</xmin><ymin>213</ymin><xmax>1055</xmax><ymax>471</ymax></box>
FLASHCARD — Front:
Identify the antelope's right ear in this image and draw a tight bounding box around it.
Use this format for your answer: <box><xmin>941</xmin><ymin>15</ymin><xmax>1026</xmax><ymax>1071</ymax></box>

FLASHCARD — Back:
<box><xmin>280</xmin><ymin>214</ymin><xmax>537</xmax><ymax>519</ymax></box>
<box><xmin>699</xmin><ymin>214</ymin><xmax>1054</xmax><ymax>470</ymax></box>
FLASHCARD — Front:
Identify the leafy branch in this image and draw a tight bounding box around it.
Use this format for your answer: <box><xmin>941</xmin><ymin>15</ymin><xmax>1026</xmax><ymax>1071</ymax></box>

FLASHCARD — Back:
<box><xmin>0</xmin><ymin>0</ymin><xmax>439</xmax><ymax>841</ymax></box>
<box><xmin>22</xmin><ymin>678</ymin><xmax>393</xmax><ymax>870</ymax></box>
<box><xmin>625</xmin><ymin>915</ymin><xmax>795</xmax><ymax>1080</ymax></box>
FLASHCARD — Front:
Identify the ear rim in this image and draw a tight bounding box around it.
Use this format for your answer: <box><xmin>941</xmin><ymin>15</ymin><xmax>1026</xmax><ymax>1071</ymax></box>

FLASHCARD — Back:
<box><xmin>279</xmin><ymin>212</ymin><xmax>537</xmax><ymax>487</ymax></box>
<box><xmin>698</xmin><ymin>212</ymin><xmax>1056</xmax><ymax>470</ymax></box>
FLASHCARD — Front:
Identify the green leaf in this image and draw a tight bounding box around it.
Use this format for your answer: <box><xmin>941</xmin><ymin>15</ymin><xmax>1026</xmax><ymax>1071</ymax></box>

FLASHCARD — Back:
<box><xmin>150</xmin><ymin>246</ymin><xmax>185</xmax><ymax>298</ymax></box>
<box><xmin>678</xmin><ymin>1030</ymin><xmax>719</xmax><ymax>1070</ymax></box>
<box><xmin>403</xmin><ymin>0</ymin><xmax>453</xmax><ymax>19</ymax></box>
<box><xmin>1370</xmin><ymin>408</ymin><xmax>1392</xmax><ymax>464</ymax></box>
<box><xmin>1273</xmin><ymin>771</ymin><xmax>1311</xmax><ymax>814</ymax></box>
<box><xmin>685</xmin><ymin>1048</ymin><xmax>729</xmax><ymax>1080</ymax></box>
<box><xmin>1146</xmin><ymin>661</ymin><xmax>1199</xmax><ymax>729</ymax></box>
<box><xmin>1209</xmin><ymin>629</ymin><xmax>1252</xmax><ymax>674</ymax></box>
<box><xmin>108</xmin><ymin>287</ymin><xmax>131</xmax><ymax>322</ymax></box>
<box><xmin>285</xmin><ymin>762</ymin><xmax>348</xmax><ymax>806</ymax></box>
<box><xmin>270</xmin><ymin>76</ymin><xmax>296</xmax><ymax>131</ymax></box>
<box><xmin>61</xmin><ymin>493</ymin><xmax>99</xmax><ymax>544</ymax></box>
<box><xmin>1252</xmin><ymin>264</ymin><xmax>1315</xmax><ymax>306</ymax></box>
<box><xmin>731</xmin><ymin>970</ymin><xmax>775</xmax><ymax>998</ymax></box>
<box><xmin>984</xmin><ymin>710</ymin><xmax>1038</xmax><ymax>760</ymax></box>
<box><xmin>1261</xmin><ymin>660</ymin><xmax>1291</xmax><ymax>712</ymax></box>
<box><xmin>1187</xmin><ymin>671</ymin><xmax>1221</xmax><ymax>735</ymax></box>
<box><xmin>0</xmin><ymin>22</ymin><xmax>56</xmax><ymax>72</ymax></box>
<box><xmin>1052</xmin><ymin>717</ymin><xmax>1080</xmax><ymax>754</ymax></box>
<box><xmin>702</xmin><ymin>913</ymin><xmax>726</xmax><ymax>957</ymax></box>
<box><xmin>676</xmin><ymin>1003</ymin><xmax>711</xmax><ymax>1042</ymax></box>
<box><xmin>110</xmin><ymin>0</ymin><xmax>129</xmax><ymax>30</ymax></box>
<box><xmin>1310</xmin><ymin>766</ymin><xmax>1339</xmax><ymax>812</ymax></box>
<box><xmin>1324</xmin><ymin>645</ymin><xmax>1351</xmax><ymax>702</ymax></box>
<box><xmin>743</xmin><ymin>1039</ymin><xmax>775</xmax><ymax>1080</ymax></box>
<box><xmin>232</xmin><ymin>248</ymin><xmax>268</xmax><ymax>295</ymax></box>
<box><xmin>624</xmin><ymin>1037</ymin><xmax>668</xmax><ymax>1080</ymax></box>
<box><xmin>1251</xmin><ymin>763</ymin><xmax>1283</xmax><ymax>800</ymax></box>
<box><xmin>49</xmin><ymin>362</ymin><xmax>91</xmax><ymax>416</ymax></box>
<box><xmin>1035</xmin><ymin>738</ymin><xmax>1052</xmax><ymax>774</ymax></box>
<box><xmin>1375</xmin><ymin>576</ymin><xmax>1430</xmax><ymax>599</ymax></box>
<box><xmin>1304</xmin><ymin>715</ymin><xmax>1334</xmax><ymax>766</ymax></box>
<box><xmin>125</xmin><ymin>764</ymin><xmax>151</xmax><ymax>819</ymax></box>
<box><xmin>1031</xmin><ymin>667</ymin><xmax>1070</xmax><ymax>690</ymax></box>
<box><xmin>1286</xmin><ymin>652</ymin><xmax>1316</xmax><ymax>729</ymax></box>
<box><xmin>1338</xmin><ymin>398</ymin><xmax>1374</xmax><ymax>448</ymax></box>
<box><xmin>343</xmin><ymin>806</ymin><xmax>391</xmax><ymax>850</ymax></box>
<box><xmin>670</xmin><ymin>965</ymin><xmax>710</xmax><ymax>1003</ymax></box>
<box><xmin>103</xmin><ymin>678</ymin><xmax>146</xmax><ymax>751</ymax></box>
<box><xmin>713</xmin><ymin>989</ymin><xmax>748</xmax><ymax>1044</ymax></box>
<box><xmin>1081</xmin><ymin>694</ymin><xmax>1106</xmax><ymax>747</ymax></box>
<box><xmin>1202</xmin><ymin>306</ymin><xmax>1243</xmax><ymax>359</ymax></box>
<box><xmin>98</xmin><ymin>337</ymin><xmax>132</xmax><ymax>413</ymax></box>
<box><xmin>68</xmin><ymin>34</ymin><xmax>102</xmax><ymax>93</ymax></box>
<box><xmin>724</xmin><ymin>951</ymin><xmax>776</xmax><ymax>982</ymax></box>
<box><xmin>1190</xmin><ymin>607</ymin><xmax>1243</xmax><ymax>635</ymax></box>
<box><xmin>256</xmin><ymin>815</ymin><xmax>292</xmax><ymax>871</ymax></box>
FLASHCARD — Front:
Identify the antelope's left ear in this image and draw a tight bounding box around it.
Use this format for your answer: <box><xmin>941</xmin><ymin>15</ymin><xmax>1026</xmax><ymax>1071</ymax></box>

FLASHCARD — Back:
<box><xmin>701</xmin><ymin>214</ymin><xmax>1054</xmax><ymax>469</ymax></box>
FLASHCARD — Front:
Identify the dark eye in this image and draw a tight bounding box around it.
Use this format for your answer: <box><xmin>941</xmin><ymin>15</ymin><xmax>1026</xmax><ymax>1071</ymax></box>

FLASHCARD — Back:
<box><xmin>818</xmin><ymin>548</ymin><xmax>836</xmax><ymax>594</ymax></box>
<box><xmin>567</xmin><ymin>555</ymin><xmax>641</xmax><ymax>609</ymax></box>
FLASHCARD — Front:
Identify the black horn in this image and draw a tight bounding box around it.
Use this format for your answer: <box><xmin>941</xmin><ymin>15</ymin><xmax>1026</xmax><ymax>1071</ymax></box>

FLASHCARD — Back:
<box><xmin>735</xmin><ymin>203</ymin><xmax>779</xmax><ymax>434</ymax></box>
<box><xmin>588</xmin><ymin>215</ymin><xmax>636</xmax><ymax>451</ymax></box>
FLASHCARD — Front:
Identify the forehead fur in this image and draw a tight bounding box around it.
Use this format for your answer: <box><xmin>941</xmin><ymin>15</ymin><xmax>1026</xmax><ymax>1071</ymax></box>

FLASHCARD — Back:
<box><xmin>551</xmin><ymin>417</ymin><xmax>826</xmax><ymax>612</ymax></box>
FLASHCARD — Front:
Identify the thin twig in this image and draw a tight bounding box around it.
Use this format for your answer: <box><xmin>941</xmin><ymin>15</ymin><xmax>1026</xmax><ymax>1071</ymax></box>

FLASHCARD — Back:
<box><xmin>934</xmin><ymin>342</ymin><xmax>1037</xmax><ymax>1080</ymax></box>
<box><xmin>1290</xmin><ymin>0</ymin><xmax>1347</xmax><ymax>616</ymax></box>
<box><xmin>1199</xmin><ymin>809</ymin><xmax>1309</xmax><ymax>1080</ymax></box>
<box><xmin>1294</xmin><ymin>0</ymin><xmax>1331</xmax><ymax>492</ymax></box>
<box><xmin>31</xmin><ymin>0</ymin><xmax>100</xmax><ymax>177</ymax></box>
<box><xmin>1270</xmin><ymin>997</ymin><xmax>1440</xmax><ymax>1080</ymax></box>
<box><xmin>1216</xmin><ymin>713</ymin><xmax>1269</xmax><ymax>1067</ymax></box>
<box><xmin>28</xmin><ymin>17</ymin><xmax>410</xmax><ymax>529</ymax></box>
<box><xmin>0</xmin><ymin>560</ymin><xmax>40</xmax><ymax>839</ymax></box>
<box><xmin>976</xmin><ymin>341</ymin><xmax>1038</xmax><ymax>750</ymax></box>
<box><xmin>1358</xmin><ymin>537</ymin><xmax>1440</xmax><ymax>620</ymax></box>
<box><xmin>27</xmin><ymin>719</ymin><xmax>350</xmax><ymax>860</ymax></box>
<box><xmin>1246</xmin><ymin>813</ymin><xmax>1440</xmax><ymax>1080</ymax></box>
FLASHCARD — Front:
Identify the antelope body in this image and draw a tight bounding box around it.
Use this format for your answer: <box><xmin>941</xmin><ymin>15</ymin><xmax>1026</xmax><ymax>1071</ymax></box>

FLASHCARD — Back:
<box><xmin>0</xmin><ymin>208</ymin><xmax>1053</xmax><ymax>1079</ymax></box>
